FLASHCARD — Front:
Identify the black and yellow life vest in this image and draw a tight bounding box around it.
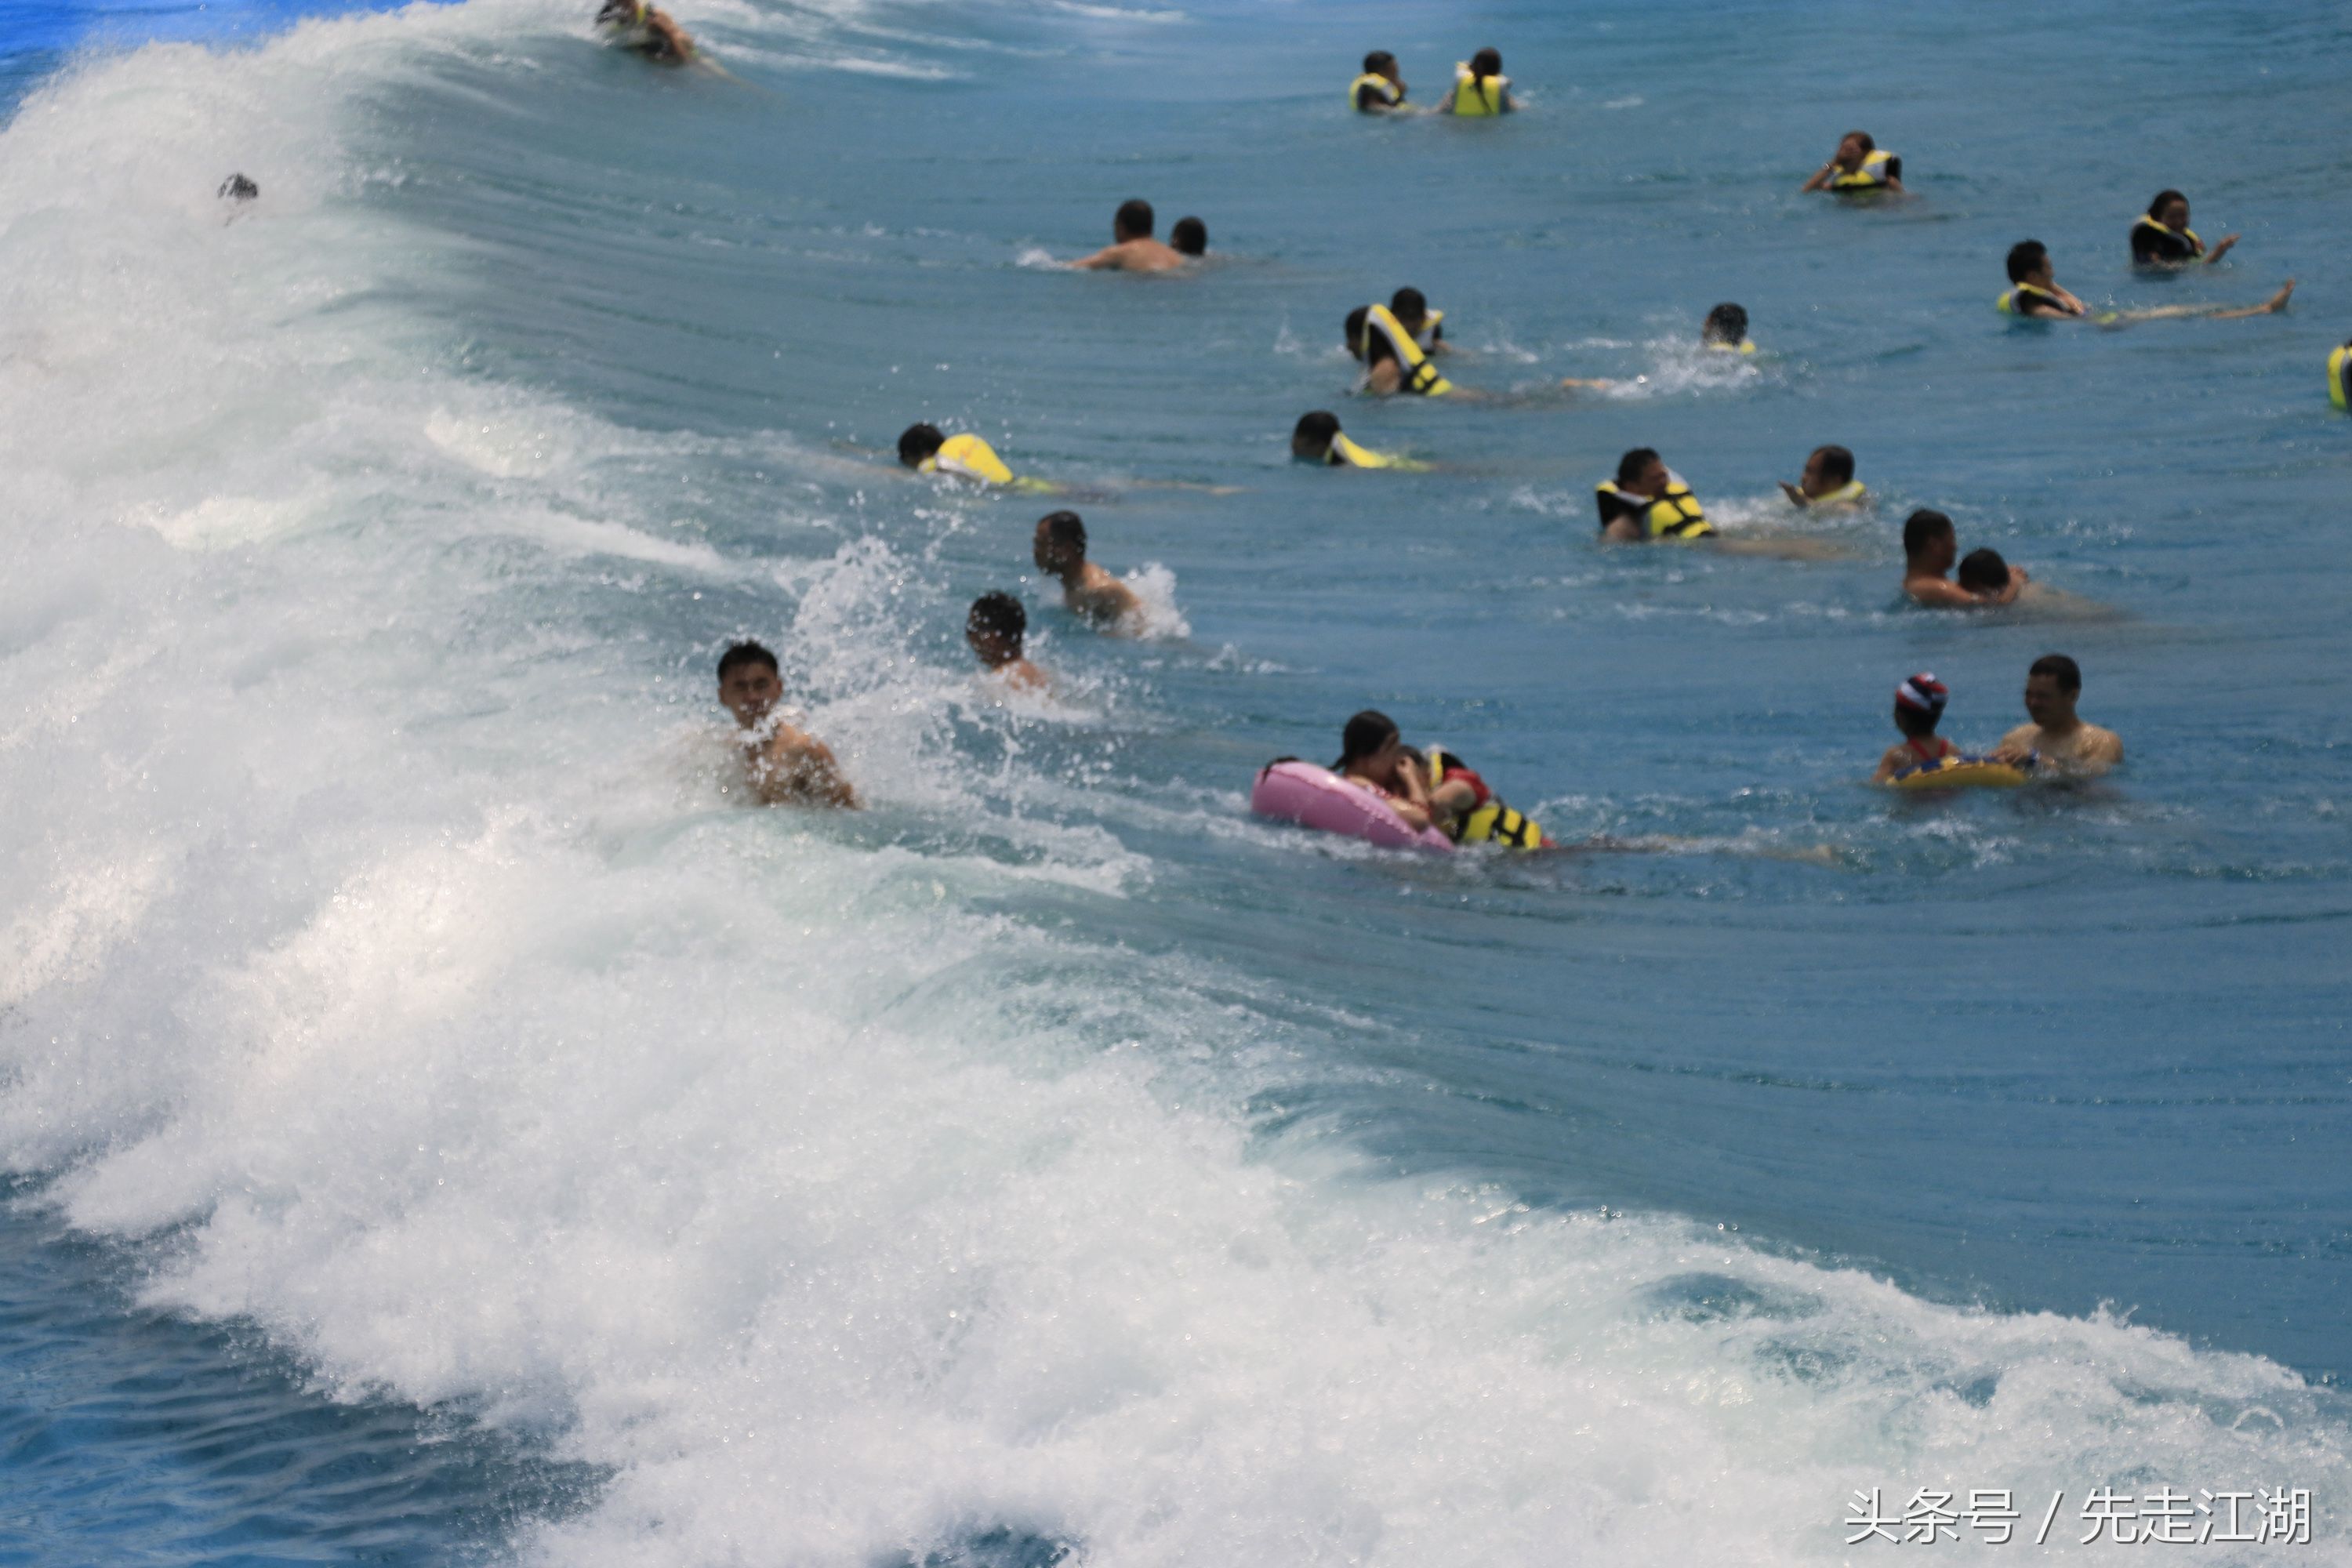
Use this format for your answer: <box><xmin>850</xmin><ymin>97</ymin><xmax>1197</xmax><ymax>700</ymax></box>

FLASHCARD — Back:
<box><xmin>2331</xmin><ymin>341</ymin><xmax>2350</xmax><ymax>412</ymax></box>
<box><xmin>1997</xmin><ymin>282</ymin><xmax>2078</xmax><ymax>318</ymax></box>
<box><xmin>1363</xmin><ymin>303</ymin><xmax>1454</xmax><ymax>396</ymax></box>
<box><xmin>1426</xmin><ymin>747</ymin><xmax>1546</xmax><ymax>849</ymax></box>
<box><xmin>1349</xmin><ymin>73</ymin><xmax>1402</xmax><ymax>111</ymax></box>
<box><xmin>1449</xmin><ymin>64</ymin><xmax>1508</xmax><ymax>117</ymax></box>
<box><xmin>1327</xmin><ymin>432</ymin><xmax>1392</xmax><ymax>469</ymax></box>
<box><xmin>920</xmin><ymin>431</ymin><xmax>1014</xmax><ymax>485</ymax></box>
<box><xmin>2131</xmin><ymin>214</ymin><xmax>2202</xmax><ymax>262</ymax></box>
<box><xmin>1829</xmin><ymin>149</ymin><xmax>1894</xmax><ymax>191</ymax></box>
<box><xmin>1595</xmin><ymin>477</ymin><xmax>1713</xmax><ymax>539</ymax></box>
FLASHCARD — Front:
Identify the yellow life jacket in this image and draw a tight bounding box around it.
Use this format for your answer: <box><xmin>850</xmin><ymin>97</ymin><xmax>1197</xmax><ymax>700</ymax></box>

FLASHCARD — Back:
<box><xmin>2131</xmin><ymin>213</ymin><xmax>2202</xmax><ymax>260</ymax></box>
<box><xmin>1349</xmin><ymin>73</ymin><xmax>1402</xmax><ymax>111</ymax></box>
<box><xmin>1809</xmin><ymin>480</ymin><xmax>1868</xmax><ymax>507</ymax></box>
<box><xmin>1425</xmin><ymin>747</ymin><xmax>1546</xmax><ymax>850</ymax></box>
<box><xmin>1410</xmin><ymin>307</ymin><xmax>1445</xmax><ymax>352</ymax></box>
<box><xmin>1363</xmin><ymin>303</ymin><xmax>1453</xmax><ymax>396</ymax></box>
<box><xmin>921</xmin><ymin>432</ymin><xmax>1015</xmax><ymax>486</ymax></box>
<box><xmin>1703</xmin><ymin>337</ymin><xmax>1758</xmax><ymax>355</ymax></box>
<box><xmin>2330</xmin><ymin>342</ymin><xmax>2350</xmax><ymax>412</ymax></box>
<box><xmin>1829</xmin><ymin>149</ymin><xmax>1894</xmax><ymax>190</ymax></box>
<box><xmin>1997</xmin><ymin>282</ymin><xmax>2077</xmax><ymax>318</ymax></box>
<box><xmin>1327</xmin><ymin>432</ymin><xmax>1392</xmax><ymax>469</ymax></box>
<box><xmin>1449</xmin><ymin>64</ymin><xmax>1508</xmax><ymax>117</ymax></box>
<box><xmin>1596</xmin><ymin>477</ymin><xmax>1713</xmax><ymax>540</ymax></box>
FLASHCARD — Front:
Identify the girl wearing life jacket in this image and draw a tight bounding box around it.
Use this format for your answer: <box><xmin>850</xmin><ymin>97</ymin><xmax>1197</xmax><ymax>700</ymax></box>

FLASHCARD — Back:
<box><xmin>1802</xmin><ymin>131</ymin><xmax>1903</xmax><ymax>195</ymax></box>
<box><xmin>1350</xmin><ymin>52</ymin><xmax>1406</xmax><ymax>113</ymax></box>
<box><xmin>1441</xmin><ymin>49</ymin><xmax>1512</xmax><ymax>117</ymax></box>
<box><xmin>1356</xmin><ymin>303</ymin><xmax>1454</xmax><ymax>397</ymax></box>
<box><xmin>2130</xmin><ymin>191</ymin><xmax>2238</xmax><ymax>268</ymax></box>
<box><xmin>1418</xmin><ymin>746</ymin><xmax>1548</xmax><ymax>850</ymax></box>
<box><xmin>1595</xmin><ymin>448</ymin><xmax>1713</xmax><ymax>542</ymax></box>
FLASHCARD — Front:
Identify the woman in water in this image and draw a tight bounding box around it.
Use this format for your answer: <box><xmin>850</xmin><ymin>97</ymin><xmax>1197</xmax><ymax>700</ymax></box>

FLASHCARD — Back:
<box><xmin>1441</xmin><ymin>49</ymin><xmax>1513</xmax><ymax>116</ymax></box>
<box><xmin>2131</xmin><ymin>190</ymin><xmax>2238</xmax><ymax>268</ymax></box>
<box><xmin>1334</xmin><ymin>711</ymin><xmax>1441</xmax><ymax>830</ymax></box>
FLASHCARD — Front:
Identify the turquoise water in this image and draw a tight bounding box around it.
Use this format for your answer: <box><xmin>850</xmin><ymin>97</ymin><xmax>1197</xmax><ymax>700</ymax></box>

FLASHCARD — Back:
<box><xmin>2</xmin><ymin>0</ymin><xmax>2349</xmax><ymax>1561</ymax></box>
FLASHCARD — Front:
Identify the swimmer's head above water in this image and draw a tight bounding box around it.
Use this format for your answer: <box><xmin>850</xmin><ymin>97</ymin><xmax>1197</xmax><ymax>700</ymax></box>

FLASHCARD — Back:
<box><xmin>966</xmin><ymin>591</ymin><xmax>1029</xmax><ymax>669</ymax></box>
<box><xmin>1112</xmin><ymin>198</ymin><xmax>1156</xmax><ymax>243</ymax></box>
<box><xmin>896</xmin><ymin>423</ymin><xmax>946</xmax><ymax>469</ymax></box>
<box><xmin>1170</xmin><ymin>216</ymin><xmax>1207</xmax><ymax>257</ymax></box>
<box><xmin>1893</xmin><ymin>670</ymin><xmax>1949</xmax><ymax>739</ymax></box>
<box><xmin>2007</xmin><ymin>240</ymin><xmax>2053</xmax><ymax>288</ymax></box>
<box><xmin>1702</xmin><ymin>302</ymin><xmax>1751</xmax><ymax>351</ymax></box>
<box><xmin>1617</xmin><ymin>446</ymin><xmax>1669</xmax><ymax>498</ymax></box>
<box><xmin>1334</xmin><ymin>709</ymin><xmax>1404</xmax><ymax>775</ymax></box>
<box><xmin>717</xmin><ymin>640</ymin><xmax>782</xmax><ymax>728</ymax></box>
<box><xmin>219</xmin><ymin>173</ymin><xmax>259</xmax><ymax>202</ymax></box>
<box><xmin>1903</xmin><ymin>508</ymin><xmax>1957</xmax><ymax>569</ymax></box>
<box><xmin>1957</xmin><ymin>547</ymin><xmax>2010</xmax><ymax>595</ymax></box>
<box><xmin>1033</xmin><ymin>510</ymin><xmax>1088</xmax><ymax>575</ymax></box>
<box><xmin>1802</xmin><ymin>444</ymin><xmax>1853</xmax><ymax>493</ymax></box>
<box><xmin>1290</xmin><ymin>411</ymin><xmax>1342</xmax><ymax>462</ymax></box>
<box><xmin>2024</xmin><ymin>653</ymin><xmax>2082</xmax><ymax>724</ymax></box>
<box><xmin>1344</xmin><ymin>305</ymin><xmax>1370</xmax><ymax>361</ymax></box>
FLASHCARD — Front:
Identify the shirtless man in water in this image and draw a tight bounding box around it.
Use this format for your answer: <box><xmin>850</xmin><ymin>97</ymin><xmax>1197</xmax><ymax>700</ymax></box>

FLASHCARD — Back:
<box><xmin>1993</xmin><ymin>653</ymin><xmax>2123</xmax><ymax>777</ymax></box>
<box><xmin>1068</xmin><ymin>200</ymin><xmax>1187</xmax><ymax>274</ymax></box>
<box><xmin>967</xmin><ymin>593</ymin><xmax>1052</xmax><ymax>692</ymax></box>
<box><xmin>717</xmin><ymin>641</ymin><xmax>858</xmax><ymax>807</ymax></box>
<box><xmin>596</xmin><ymin>0</ymin><xmax>695</xmax><ymax>62</ymax></box>
<box><xmin>1032</xmin><ymin>511</ymin><xmax>1142</xmax><ymax>631</ymax></box>
<box><xmin>1902</xmin><ymin>509</ymin><xmax>2026</xmax><ymax>608</ymax></box>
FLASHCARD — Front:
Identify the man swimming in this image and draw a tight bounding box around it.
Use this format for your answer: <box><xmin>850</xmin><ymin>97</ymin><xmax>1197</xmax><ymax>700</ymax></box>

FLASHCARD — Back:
<box><xmin>1033</xmin><ymin>511</ymin><xmax>1144</xmax><ymax>630</ymax></box>
<box><xmin>1290</xmin><ymin>412</ymin><xmax>1427</xmax><ymax>470</ymax></box>
<box><xmin>716</xmin><ymin>641</ymin><xmax>858</xmax><ymax>808</ymax></box>
<box><xmin>1596</xmin><ymin>448</ymin><xmax>1711</xmax><ymax>541</ymax></box>
<box><xmin>1780</xmin><ymin>445</ymin><xmax>1866</xmax><ymax>510</ymax></box>
<box><xmin>1068</xmin><ymin>199</ymin><xmax>1187</xmax><ymax>273</ymax></box>
<box><xmin>1170</xmin><ymin>217</ymin><xmax>1207</xmax><ymax>259</ymax></box>
<box><xmin>2131</xmin><ymin>191</ymin><xmax>2238</xmax><ymax>268</ymax></box>
<box><xmin>1992</xmin><ymin>654</ymin><xmax>2122</xmax><ymax>777</ymax></box>
<box><xmin>1701</xmin><ymin>303</ymin><xmax>1755</xmax><ymax>354</ymax></box>
<box><xmin>1352</xmin><ymin>301</ymin><xmax>1456</xmax><ymax>396</ymax></box>
<box><xmin>1350</xmin><ymin>51</ymin><xmax>1407</xmax><ymax>113</ymax></box>
<box><xmin>1902</xmin><ymin>509</ymin><xmax>2025</xmax><ymax>607</ymax></box>
<box><xmin>1870</xmin><ymin>672</ymin><xmax>1954</xmax><ymax>784</ymax></box>
<box><xmin>596</xmin><ymin>0</ymin><xmax>695</xmax><ymax>63</ymax></box>
<box><xmin>2002</xmin><ymin>239</ymin><xmax>2292</xmax><ymax>322</ymax></box>
<box><xmin>1802</xmin><ymin>131</ymin><xmax>1902</xmax><ymax>194</ymax></box>
<box><xmin>1439</xmin><ymin>49</ymin><xmax>1512</xmax><ymax>116</ymax></box>
<box><xmin>966</xmin><ymin>593</ymin><xmax>1051</xmax><ymax>691</ymax></box>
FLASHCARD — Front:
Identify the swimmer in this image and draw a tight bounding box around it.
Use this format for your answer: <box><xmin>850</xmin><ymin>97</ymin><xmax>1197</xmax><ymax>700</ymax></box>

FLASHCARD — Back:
<box><xmin>2131</xmin><ymin>190</ymin><xmax>2238</xmax><ymax>268</ymax></box>
<box><xmin>1392</xmin><ymin>288</ymin><xmax>1450</xmax><ymax>354</ymax></box>
<box><xmin>595</xmin><ymin>0</ymin><xmax>695</xmax><ymax>63</ymax></box>
<box><xmin>1779</xmin><ymin>444</ymin><xmax>1867</xmax><ymax>510</ymax></box>
<box><xmin>2002</xmin><ymin>239</ymin><xmax>2293</xmax><ymax>323</ymax></box>
<box><xmin>1032</xmin><ymin>511</ymin><xmax>1143</xmax><ymax>630</ymax></box>
<box><xmin>716</xmin><ymin>641</ymin><xmax>858</xmax><ymax>808</ymax></box>
<box><xmin>1955</xmin><ymin>547</ymin><xmax>2012</xmax><ymax>597</ymax></box>
<box><xmin>1802</xmin><ymin>130</ymin><xmax>1902</xmax><ymax>194</ymax></box>
<box><xmin>967</xmin><ymin>593</ymin><xmax>1051</xmax><ymax>692</ymax></box>
<box><xmin>1068</xmin><ymin>199</ymin><xmax>1187</xmax><ymax>273</ymax></box>
<box><xmin>1903</xmin><ymin>509</ymin><xmax>2025</xmax><ymax>607</ymax></box>
<box><xmin>1351</xmin><ymin>51</ymin><xmax>1408</xmax><ymax>113</ymax></box>
<box><xmin>1333</xmin><ymin>710</ymin><xmax>1440</xmax><ymax>830</ymax></box>
<box><xmin>1440</xmin><ymin>49</ymin><xmax>1513</xmax><ymax>116</ymax></box>
<box><xmin>1991</xmin><ymin>654</ymin><xmax>2122</xmax><ymax>777</ymax></box>
<box><xmin>2328</xmin><ymin>334</ymin><xmax>2350</xmax><ymax>411</ymax></box>
<box><xmin>1596</xmin><ymin>448</ymin><xmax>1712</xmax><ymax>541</ymax></box>
<box><xmin>1701</xmin><ymin>303</ymin><xmax>1755</xmax><ymax>354</ymax></box>
<box><xmin>1290</xmin><ymin>411</ymin><xmax>1429</xmax><ymax>471</ymax></box>
<box><xmin>897</xmin><ymin>423</ymin><xmax>1057</xmax><ymax>493</ymax></box>
<box><xmin>1170</xmin><ymin>216</ymin><xmax>1208</xmax><ymax>259</ymax></box>
<box><xmin>1352</xmin><ymin>301</ymin><xmax>1457</xmax><ymax>396</ymax></box>
<box><xmin>1414</xmin><ymin>743</ymin><xmax>1548</xmax><ymax>848</ymax></box>
<box><xmin>1870</xmin><ymin>672</ymin><xmax>1955</xmax><ymax>784</ymax></box>
<box><xmin>218</xmin><ymin>173</ymin><xmax>259</xmax><ymax>202</ymax></box>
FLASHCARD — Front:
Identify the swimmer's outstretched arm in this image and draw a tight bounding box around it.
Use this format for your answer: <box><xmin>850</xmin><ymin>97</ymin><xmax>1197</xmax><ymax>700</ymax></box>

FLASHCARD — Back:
<box><xmin>1066</xmin><ymin>246</ymin><xmax>1123</xmax><ymax>271</ymax></box>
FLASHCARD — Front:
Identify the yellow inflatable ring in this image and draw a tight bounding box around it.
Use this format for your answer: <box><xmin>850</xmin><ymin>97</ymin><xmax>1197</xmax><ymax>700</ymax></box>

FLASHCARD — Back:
<box><xmin>1890</xmin><ymin>754</ymin><xmax>2032</xmax><ymax>790</ymax></box>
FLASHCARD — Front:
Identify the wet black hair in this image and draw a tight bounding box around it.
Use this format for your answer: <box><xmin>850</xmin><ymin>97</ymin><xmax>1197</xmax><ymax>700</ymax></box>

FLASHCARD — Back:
<box><xmin>1902</xmin><ymin>508</ymin><xmax>1956</xmax><ymax>557</ymax></box>
<box><xmin>218</xmin><ymin>173</ymin><xmax>259</xmax><ymax>201</ymax></box>
<box><xmin>1334</xmin><ymin>709</ymin><xmax>1399</xmax><ymax>770</ymax></box>
<box><xmin>2146</xmin><ymin>189</ymin><xmax>2187</xmax><ymax>220</ymax></box>
<box><xmin>1038</xmin><ymin>510</ymin><xmax>1087</xmax><ymax>553</ymax></box>
<box><xmin>1468</xmin><ymin>47</ymin><xmax>1502</xmax><ymax>82</ymax></box>
<box><xmin>1893</xmin><ymin>699</ymin><xmax>1941</xmax><ymax>739</ymax></box>
<box><xmin>1170</xmin><ymin>216</ymin><xmax>1207</xmax><ymax>256</ymax></box>
<box><xmin>1810</xmin><ymin>445</ymin><xmax>1855</xmax><ymax>485</ymax></box>
<box><xmin>717</xmin><ymin>640</ymin><xmax>778</xmax><ymax>681</ymax></box>
<box><xmin>1114</xmin><ymin>198</ymin><xmax>1155</xmax><ymax>240</ymax></box>
<box><xmin>897</xmin><ymin>423</ymin><xmax>946</xmax><ymax>467</ymax></box>
<box><xmin>1702</xmin><ymin>303</ymin><xmax>1748</xmax><ymax>344</ymax></box>
<box><xmin>1616</xmin><ymin>447</ymin><xmax>1661</xmax><ymax>487</ymax></box>
<box><xmin>1363</xmin><ymin>50</ymin><xmax>1396</xmax><ymax>75</ymax></box>
<box><xmin>1344</xmin><ymin>305</ymin><xmax>1370</xmax><ymax>360</ymax></box>
<box><xmin>1293</xmin><ymin>411</ymin><xmax>1341</xmax><ymax>452</ymax></box>
<box><xmin>1842</xmin><ymin>129</ymin><xmax>1875</xmax><ymax>154</ymax></box>
<box><xmin>2006</xmin><ymin>240</ymin><xmax>2049</xmax><ymax>285</ymax></box>
<box><xmin>2029</xmin><ymin>652</ymin><xmax>2083</xmax><ymax>694</ymax></box>
<box><xmin>967</xmin><ymin>592</ymin><xmax>1026</xmax><ymax>644</ymax></box>
<box><xmin>1956</xmin><ymin>547</ymin><xmax>2010</xmax><ymax>593</ymax></box>
<box><xmin>1391</xmin><ymin>286</ymin><xmax>1428</xmax><ymax>324</ymax></box>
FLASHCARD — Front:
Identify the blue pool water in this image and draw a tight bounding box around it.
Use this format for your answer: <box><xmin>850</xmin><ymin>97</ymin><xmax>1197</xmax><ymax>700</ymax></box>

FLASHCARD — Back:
<box><xmin>2</xmin><ymin>0</ymin><xmax>2348</xmax><ymax>1561</ymax></box>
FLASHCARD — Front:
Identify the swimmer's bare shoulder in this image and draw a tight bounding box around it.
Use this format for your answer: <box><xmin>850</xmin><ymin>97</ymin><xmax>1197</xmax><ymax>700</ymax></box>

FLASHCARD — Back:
<box><xmin>750</xmin><ymin>721</ymin><xmax>859</xmax><ymax>807</ymax></box>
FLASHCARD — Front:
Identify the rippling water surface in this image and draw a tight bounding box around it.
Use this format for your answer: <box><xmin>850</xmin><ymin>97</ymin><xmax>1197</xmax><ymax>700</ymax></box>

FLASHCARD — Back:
<box><xmin>3</xmin><ymin>0</ymin><xmax>2349</xmax><ymax>1561</ymax></box>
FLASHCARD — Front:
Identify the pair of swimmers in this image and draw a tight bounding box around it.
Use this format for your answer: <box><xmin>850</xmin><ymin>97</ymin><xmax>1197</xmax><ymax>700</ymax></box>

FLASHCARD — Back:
<box><xmin>1345</xmin><ymin>297</ymin><xmax>1755</xmax><ymax>399</ymax></box>
<box><xmin>1066</xmin><ymin>200</ymin><xmax>1207</xmax><ymax>274</ymax></box>
<box><xmin>1330</xmin><ymin>711</ymin><xmax>1547</xmax><ymax>848</ymax></box>
<box><xmin>1349</xmin><ymin>49</ymin><xmax>1513</xmax><ymax>117</ymax></box>
<box><xmin>966</xmin><ymin>511</ymin><xmax>1152</xmax><ymax>691</ymax></box>
<box><xmin>1871</xmin><ymin>656</ymin><xmax>2122</xmax><ymax>783</ymax></box>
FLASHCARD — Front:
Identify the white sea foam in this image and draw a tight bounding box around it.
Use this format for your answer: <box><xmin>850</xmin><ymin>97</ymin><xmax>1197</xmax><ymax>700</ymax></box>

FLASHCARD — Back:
<box><xmin>1</xmin><ymin>11</ymin><xmax>2346</xmax><ymax>1568</ymax></box>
